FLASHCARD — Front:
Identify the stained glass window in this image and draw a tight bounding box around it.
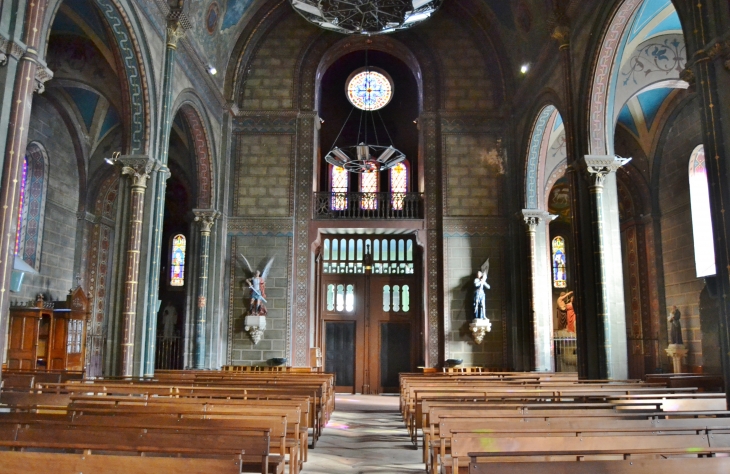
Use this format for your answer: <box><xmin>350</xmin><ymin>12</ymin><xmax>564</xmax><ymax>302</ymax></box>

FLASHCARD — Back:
<box><xmin>552</xmin><ymin>236</ymin><xmax>567</xmax><ymax>288</ymax></box>
<box><xmin>383</xmin><ymin>285</ymin><xmax>391</xmax><ymax>312</ymax></box>
<box><xmin>14</xmin><ymin>158</ymin><xmax>28</xmax><ymax>256</ymax></box>
<box><xmin>170</xmin><ymin>234</ymin><xmax>186</xmax><ymax>287</ymax></box>
<box><xmin>689</xmin><ymin>145</ymin><xmax>716</xmax><ymax>277</ymax></box>
<box><xmin>331</xmin><ymin>166</ymin><xmax>348</xmax><ymax>210</ymax></box>
<box><xmin>326</xmin><ymin>284</ymin><xmax>335</xmax><ymax>311</ymax></box>
<box><xmin>402</xmin><ymin>285</ymin><xmax>410</xmax><ymax>312</ymax></box>
<box><xmin>361</xmin><ymin>170</ymin><xmax>378</xmax><ymax>209</ymax></box>
<box><xmin>346</xmin><ymin>69</ymin><xmax>393</xmax><ymax>111</ymax></box>
<box><xmin>345</xmin><ymin>284</ymin><xmax>354</xmax><ymax>312</ymax></box>
<box><xmin>390</xmin><ymin>162</ymin><xmax>407</xmax><ymax>210</ymax></box>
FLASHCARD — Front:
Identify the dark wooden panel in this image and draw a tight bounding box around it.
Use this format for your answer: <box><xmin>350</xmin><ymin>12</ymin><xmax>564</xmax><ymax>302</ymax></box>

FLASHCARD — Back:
<box><xmin>380</xmin><ymin>322</ymin><xmax>411</xmax><ymax>389</ymax></box>
<box><xmin>325</xmin><ymin>322</ymin><xmax>355</xmax><ymax>388</ymax></box>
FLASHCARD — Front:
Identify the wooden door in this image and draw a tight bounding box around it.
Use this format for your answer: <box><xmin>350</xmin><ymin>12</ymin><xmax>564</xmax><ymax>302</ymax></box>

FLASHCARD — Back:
<box><xmin>319</xmin><ymin>235</ymin><xmax>420</xmax><ymax>394</ymax></box>
<box><xmin>321</xmin><ymin>276</ymin><xmax>365</xmax><ymax>393</ymax></box>
<box><xmin>369</xmin><ymin>276</ymin><xmax>417</xmax><ymax>393</ymax></box>
<box><xmin>6</xmin><ymin>312</ymin><xmax>41</xmax><ymax>370</ymax></box>
<box><xmin>48</xmin><ymin>314</ymin><xmax>67</xmax><ymax>370</ymax></box>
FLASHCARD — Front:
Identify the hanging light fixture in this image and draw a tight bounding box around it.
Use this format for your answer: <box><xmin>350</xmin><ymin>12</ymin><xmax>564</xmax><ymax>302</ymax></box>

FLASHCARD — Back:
<box><xmin>324</xmin><ymin>61</ymin><xmax>406</xmax><ymax>174</ymax></box>
<box><xmin>290</xmin><ymin>0</ymin><xmax>443</xmax><ymax>35</ymax></box>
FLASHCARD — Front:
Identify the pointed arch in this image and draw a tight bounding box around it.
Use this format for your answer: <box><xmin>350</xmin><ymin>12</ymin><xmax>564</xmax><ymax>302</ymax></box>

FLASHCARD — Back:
<box><xmin>16</xmin><ymin>142</ymin><xmax>50</xmax><ymax>271</ymax></box>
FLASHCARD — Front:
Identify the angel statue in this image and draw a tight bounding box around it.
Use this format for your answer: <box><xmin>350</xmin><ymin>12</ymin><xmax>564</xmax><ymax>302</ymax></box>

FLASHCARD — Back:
<box><xmin>237</xmin><ymin>255</ymin><xmax>275</xmax><ymax>316</ymax></box>
<box><xmin>474</xmin><ymin>258</ymin><xmax>491</xmax><ymax>320</ymax></box>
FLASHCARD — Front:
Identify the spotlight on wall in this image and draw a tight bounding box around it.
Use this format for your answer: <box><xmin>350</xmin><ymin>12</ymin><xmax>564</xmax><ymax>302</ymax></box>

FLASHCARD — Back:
<box><xmin>104</xmin><ymin>151</ymin><xmax>121</xmax><ymax>165</ymax></box>
<box><xmin>520</xmin><ymin>64</ymin><xmax>529</xmax><ymax>74</ymax></box>
<box><xmin>208</xmin><ymin>66</ymin><xmax>217</xmax><ymax>76</ymax></box>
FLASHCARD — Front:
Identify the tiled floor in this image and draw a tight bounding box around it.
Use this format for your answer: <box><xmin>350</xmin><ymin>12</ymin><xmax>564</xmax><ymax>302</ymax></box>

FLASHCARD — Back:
<box><xmin>303</xmin><ymin>394</ymin><xmax>423</xmax><ymax>473</ymax></box>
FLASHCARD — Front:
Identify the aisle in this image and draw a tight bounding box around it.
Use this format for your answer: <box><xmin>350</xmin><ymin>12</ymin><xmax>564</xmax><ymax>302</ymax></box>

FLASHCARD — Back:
<box><xmin>303</xmin><ymin>394</ymin><xmax>422</xmax><ymax>473</ymax></box>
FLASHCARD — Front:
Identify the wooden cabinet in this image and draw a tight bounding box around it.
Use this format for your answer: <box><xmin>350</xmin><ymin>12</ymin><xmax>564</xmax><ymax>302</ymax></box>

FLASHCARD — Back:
<box><xmin>7</xmin><ymin>296</ymin><xmax>53</xmax><ymax>370</ymax></box>
<box><xmin>6</xmin><ymin>287</ymin><xmax>89</xmax><ymax>372</ymax></box>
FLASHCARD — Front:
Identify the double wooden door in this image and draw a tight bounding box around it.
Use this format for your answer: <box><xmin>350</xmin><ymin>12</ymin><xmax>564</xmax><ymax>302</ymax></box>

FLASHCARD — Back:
<box><xmin>321</xmin><ymin>274</ymin><xmax>418</xmax><ymax>394</ymax></box>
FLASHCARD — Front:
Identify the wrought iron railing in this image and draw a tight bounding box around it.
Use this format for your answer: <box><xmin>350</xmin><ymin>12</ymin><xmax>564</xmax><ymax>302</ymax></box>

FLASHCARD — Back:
<box><xmin>554</xmin><ymin>333</ymin><xmax>578</xmax><ymax>372</ymax></box>
<box><xmin>155</xmin><ymin>336</ymin><xmax>183</xmax><ymax>370</ymax></box>
<box><xmin>313</xmin><ymin>192</ymin><xmax>424</xmax><ymax>219</ymax></box>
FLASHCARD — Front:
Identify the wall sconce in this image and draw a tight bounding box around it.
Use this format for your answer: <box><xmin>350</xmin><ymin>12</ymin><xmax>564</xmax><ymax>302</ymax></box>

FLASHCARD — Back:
<box><xmin>104</xmin><ymin>151</ymin><xmax>121</xmax><ymax>165</ymax></box>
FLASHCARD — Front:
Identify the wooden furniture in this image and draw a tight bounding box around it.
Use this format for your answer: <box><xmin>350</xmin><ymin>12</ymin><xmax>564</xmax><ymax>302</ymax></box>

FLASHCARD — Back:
<box><xmin>51</xmin><ymin>286</ymin><xmax>89</xmax><ymax>371</ymax></box>
<box><xmin>6</xmin><ymin>288</ymin><xmax>88</xmax><ymax>372</ymax></box>
<box><xmin>6</xmin><ymin>295</ymin><xmax>53</xmax><ymax>370</ymax></box>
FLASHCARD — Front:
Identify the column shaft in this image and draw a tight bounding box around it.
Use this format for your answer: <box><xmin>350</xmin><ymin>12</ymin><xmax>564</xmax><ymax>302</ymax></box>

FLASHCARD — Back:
<box><xmin>141</xmin><ymin>22</ymin><xmax>184</xmax><ymax>376</ymax></box>
<box><xmin>194</xmin><ymin>230</ymin><xmax>211</xmax><ymax>368</ymax></box>
<box><xmin>0</xmin><ymin>0</ymin><xmax>48</xmax><ymax>366</ymax></box>
<box><xmin>120</xmin><ymin>166</ymin><xmax>150</xmax><ymax>376</ymax></box>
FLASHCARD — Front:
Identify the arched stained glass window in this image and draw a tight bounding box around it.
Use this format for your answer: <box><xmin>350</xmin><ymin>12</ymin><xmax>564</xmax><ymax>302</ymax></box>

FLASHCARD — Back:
<box><xmin>689</xmin><ymin>145</ymin><xmax>717</xmax><ymax>277</ymax></box>
<box><xmin>15</xmin><ymin>143</ymin><xmax>49</xmax><ymax>270</ymax></box>
<box><xmin>170</xmin><ymin>234</ymin><xmax>186</xmax><ymax>287</ymax></box>
<box><xmin>14</xmin><ymin>158</ymin><xmax>28</xmax><ymax>256</ymax></box>
<box><xmin>390</xmin><ymin>162</ymin><xmax>408</xmax><ymax>210</ymax></box>
<box><xmin>331</xmin><ymin>166</ymin><xmax>348</xmax><ymax>210</ymax></box>
<box><xmin>360</xmin><ymin>170</ymin><xmax>378</xmax><ymax>210</ymax></box>
<box><xmin>552</xmin><ymin>236</ymin><xmax>567</xmax><ymax>288</ymax></box>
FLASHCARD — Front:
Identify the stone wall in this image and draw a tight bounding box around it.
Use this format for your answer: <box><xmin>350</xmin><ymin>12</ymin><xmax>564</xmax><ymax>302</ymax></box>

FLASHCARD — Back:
<box><xmin>234</xmin><ymin>134</ymin><xmax>293</xmax><ymax>217</ymax></box>
<box><xmin>15</xmin><ymin>96</ymin><xmax>79</xmax><ymax>303</ymax></box>
<box><xmin>228</xmin><ymin>235</ymin><xmax>290</xmax><ymax>365</ymax></box>
<box><xmin>444</xmin><ymin>235</ymin><xmax>505</xmax><ymax>367</ymax></box>
<box><xmin>240</xmin><ymin>14</ymin><xmax>315</xmax><ymax>111</ymax></box>
<box><xmin>657</xmin><ymin>98</ymin><xmax>704</xmax><ymax>370</ymax></box>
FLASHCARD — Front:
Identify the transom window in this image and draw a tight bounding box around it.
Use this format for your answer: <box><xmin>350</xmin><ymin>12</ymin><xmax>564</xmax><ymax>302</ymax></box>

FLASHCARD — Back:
<box><xmin>322</xmin><ymin>236</ymin><xmax>415</xmax><ymax>274</ymax></box>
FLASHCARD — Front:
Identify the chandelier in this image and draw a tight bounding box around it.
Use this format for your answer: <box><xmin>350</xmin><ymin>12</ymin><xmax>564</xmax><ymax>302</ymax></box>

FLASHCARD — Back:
<box><xmin>324</xmin><ymin>65</ymin><xmax>406</xmax><ymax>173</ymax></box>
<box><xmin>290</xmin><ymin>0</ymin><xmax>443</xmax><ymax>35</ymax></box>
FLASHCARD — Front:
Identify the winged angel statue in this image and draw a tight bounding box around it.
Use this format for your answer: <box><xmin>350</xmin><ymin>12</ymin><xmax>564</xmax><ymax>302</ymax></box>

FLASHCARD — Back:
<box><xmin>473</xmin><ymin>258</ymin><xmax>490</xmax><ymax>320</ymax></box>
<box><xmin>237</xmin><ymin>255</ymin><xmax>275</xmax><ymax>316</ymax></box>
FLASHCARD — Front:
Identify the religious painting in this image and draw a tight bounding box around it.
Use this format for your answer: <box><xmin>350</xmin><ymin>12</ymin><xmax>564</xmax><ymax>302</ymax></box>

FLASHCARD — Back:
<box><xmin>548</xmin><ymin>177</ymin><xmax>571</xmax><ymax>221</ymax></box>
<box><xmin>222</xmin><ymin>0</ymin><xmax>253</xmax><ymax>31</ymax></box>
<box><xmin>206</xmin><ymin>2</ymin><xmax>220</xmax><ymax>34</ymax></box>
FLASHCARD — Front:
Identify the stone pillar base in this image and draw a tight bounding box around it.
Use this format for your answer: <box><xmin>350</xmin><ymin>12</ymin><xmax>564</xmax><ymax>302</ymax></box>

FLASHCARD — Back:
<box><xmin>469</xmin><ymin>319</ymin><xmax>492</xmax><ymax>345</ymax></box>
<box><xmin>665</xmin><ymin>344</ymin><xmax>688</xmax><ymax>373</ymax></box>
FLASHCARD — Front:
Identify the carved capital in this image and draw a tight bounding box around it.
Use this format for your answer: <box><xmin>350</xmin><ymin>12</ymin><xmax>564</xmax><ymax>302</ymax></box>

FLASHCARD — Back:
<box><xmin>583</xmin><ymin>155</ymin><xmax>631</xmax><ymax>188</ymax></box>
<box><xmin>193</xmin><ymin>209</ymin><xmax>220</xmax><ymax>233</ymax></box>
<box><xmin>166</xmin><ymin>21</ymin><xmax>187</xmax><ymax>49</ymax></box>
<box><xmin>551</xmin><ymin>24</ymin><xmax>570</xmax><ymax>49</ymax></box>
<box><xmin>521</xmin><ymin>209</ymin><xmax>555</xmax><ymax>231</ymax></box>
<box><xmin>0</xmin><ymin>37</ymin><xmax>26</xmax><ymax>66</ymax></box>
<box><xmin>680</xmin><ymin>67</ymin><xmax>695</xmax><ymax>85</ymax></box>
<box><xmin>119</xmin><ymin>155</ymin><xmax>157</xmax><ymax>188</ymax></box>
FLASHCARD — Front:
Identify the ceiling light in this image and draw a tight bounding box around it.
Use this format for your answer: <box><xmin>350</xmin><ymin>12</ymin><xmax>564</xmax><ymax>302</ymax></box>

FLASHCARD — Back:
<box><xmin>520</xmin><ymin>64</ymin><xmax>529</xmax><ymax>74</ymax></box>
<box><xmin>208</xmin><ymin>66</ymin><xmax>217</xmax><ymax>75</ymax></box>
<box><xmin>290</xmin><ymin>0</ymin><xmax>443</xmax><ymax>35</ymax></box>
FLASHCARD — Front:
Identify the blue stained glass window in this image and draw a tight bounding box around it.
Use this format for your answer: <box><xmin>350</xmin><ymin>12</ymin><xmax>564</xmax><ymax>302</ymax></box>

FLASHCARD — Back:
<box><xmin>346</xmin><ymin>69</ymin><xmax>393</xmax><ymax>111</ymax></box>
<box><xmin>552</xmin><ymin>236</ymin><xmax>567</xmax><ymax>288</ymax></box>
<box><xmin>170</xmin><ymin>234</ymin><xmax>186</xmax><ymax>287</ymax></box>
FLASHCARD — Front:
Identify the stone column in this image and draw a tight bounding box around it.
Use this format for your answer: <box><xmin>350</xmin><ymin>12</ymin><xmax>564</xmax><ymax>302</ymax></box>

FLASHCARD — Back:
<box><xmin>0</xmin><ymin>0</ymin><xmax>50</xmax><ymax>368</ymax></box>
<box><xmin>192</xmin><ymin>210</ymin><xmax>219</xmax><ymax>369</ymax></box>
<box><xmin>522</xmin><ymin>210</ymin><xmax>556</xmax><ymax>371</ymax></box>
<box><xmin>141</xmin><ymin>19</ymin><xmax>186</xmax><ymax>377</ymax></box>
<box><xmin>584</xmin><ymin>155</ymin><xmax>631</xmax><ymax>380</ymax></box>
<box><xmin>119</xmin><ymin>157</ymin><xmax>155</xmax><ymax>377</ymax></box>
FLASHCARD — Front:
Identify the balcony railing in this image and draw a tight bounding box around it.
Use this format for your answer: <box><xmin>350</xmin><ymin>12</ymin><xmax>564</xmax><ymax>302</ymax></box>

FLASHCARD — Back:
<box><xmin>314</xmin><ymin>192</ymin><xmax>424</xmax><ymax>219</ymax></box>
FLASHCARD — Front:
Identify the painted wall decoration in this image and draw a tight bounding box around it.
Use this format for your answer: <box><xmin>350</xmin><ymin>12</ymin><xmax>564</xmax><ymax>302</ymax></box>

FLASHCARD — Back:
<box><xmin>222</xmin><ymin>0</ymin><xmax>254</xmax><ymax>31</ymax></box>
<box><xmin>548</xmin><ymin>177</ymin><xmax>571</xmax><ymax>222</ymax></box>
<box><xmin>206</xmin><ymin>2</ymin><xmax>220</xmax><ymax>34</ymax></box>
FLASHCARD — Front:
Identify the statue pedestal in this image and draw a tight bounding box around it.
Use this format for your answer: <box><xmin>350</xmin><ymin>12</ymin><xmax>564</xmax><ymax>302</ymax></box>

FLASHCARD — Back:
<box><xmin>244</xmin><ymin>315</ymin><xmax>267</xmax><ymax>344</ymax></box>
<box><xmin>469</xmin><ymin>319</ymin><xmax>492</xmax><ymax>345</ymax></box>
<box><xmin>665</xmin><ymin>344</ymin><xmax>688</xmax><ymax>373</ymax></box>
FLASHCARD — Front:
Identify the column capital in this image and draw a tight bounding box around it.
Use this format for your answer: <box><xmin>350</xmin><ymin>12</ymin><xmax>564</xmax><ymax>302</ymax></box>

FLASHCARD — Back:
<box><xmin>583</xmin><ymin>155</ymin><xmax>631</xmax><ymax>188</ymax></box>
<box><xmin>119</xmin><ymin>155</ymin><xmax>158</xmax><ymax>188</ymax></box>
<box><xmin>193</xmin><ymin>209</ymin><xmax>220</xmax><ymax>233</ymax></box>
<box><xmin>521</xmin><ymin>209</ymin><xmax>556</xmax><ymax>229</ymax></box>
<box><xmin>166</xmin><ymin>21</ymin><xmax>188</xmax><ymax>49</ymax></box>
<box><xmin>34</xmin><ymin>63</ymin><xmax>53</xmax><ymax>94</ymax></box>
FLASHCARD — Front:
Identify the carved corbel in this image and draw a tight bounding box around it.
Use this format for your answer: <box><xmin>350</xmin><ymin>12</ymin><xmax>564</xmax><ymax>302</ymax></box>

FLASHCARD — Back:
<box><xmin>34</xmin><ymin>63</ymin><xmax>54</xmax><ymax>94</ymax></box>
